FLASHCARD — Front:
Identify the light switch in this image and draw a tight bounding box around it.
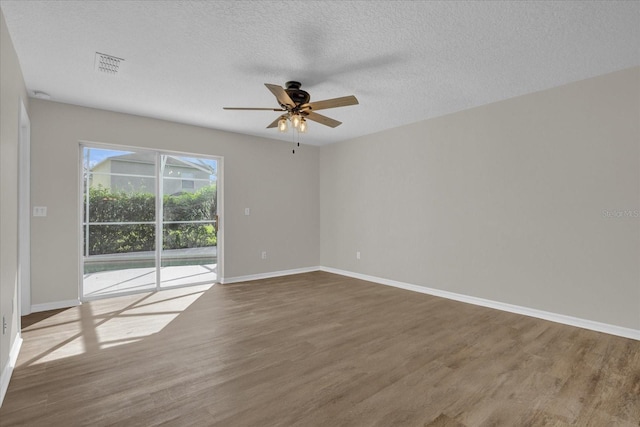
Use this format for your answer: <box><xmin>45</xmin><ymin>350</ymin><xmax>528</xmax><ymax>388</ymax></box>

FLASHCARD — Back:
<box><xmin>33</xmin><ymin>206</ymin><xmax>47</xmax><ymax>217</ymax></box>
<box><xmin>244</xmin><ymin>208</ymin><xmax>250</xmax><ymax>216</ymax></box>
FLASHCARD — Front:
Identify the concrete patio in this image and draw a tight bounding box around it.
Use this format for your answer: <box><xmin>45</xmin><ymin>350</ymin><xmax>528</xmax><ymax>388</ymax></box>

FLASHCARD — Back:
<box><xmin>83</xmin><ymin>246</ymin><xmax>217</xmax><ymax>298</ymax></box>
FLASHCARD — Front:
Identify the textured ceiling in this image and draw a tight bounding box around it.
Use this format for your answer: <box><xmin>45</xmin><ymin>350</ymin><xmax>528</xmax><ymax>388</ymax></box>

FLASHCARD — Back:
<box><xmin>1</xmin><ymin>1</ymin><xmax>639</xmax><ymax>146</ymax></box>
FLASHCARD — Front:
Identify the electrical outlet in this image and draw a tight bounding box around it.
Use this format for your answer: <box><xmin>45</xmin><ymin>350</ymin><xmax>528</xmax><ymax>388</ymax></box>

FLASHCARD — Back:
<box><xmin>356</xmin><ymin>251</ymin><xmax>361</xmax><ymax>260</ymax></box>
<box><xmin>33</xmin><ymin>206</ymin><xmax>47</xmax><ymax>217</ymax></box>
<box><xmin>2</xmin><ymin>316</ymin><xmax>6</xmax><ymax>335</ymax></box>
<box><xmin>261</xmin><ymin>251</ymin><xmax>267</xmax><ymax>260</ymax></box>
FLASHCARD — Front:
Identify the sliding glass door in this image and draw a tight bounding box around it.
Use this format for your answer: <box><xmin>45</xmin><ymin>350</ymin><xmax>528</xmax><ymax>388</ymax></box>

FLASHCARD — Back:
<box><xmin>81</xmin><ymin>145</ymin><xmax>220</xmax><ymax>300</ymax></box>
<box><xmin>160</xmin><ymin>155</ymin><xmax>217</xmax><ymax>288</ymax></box>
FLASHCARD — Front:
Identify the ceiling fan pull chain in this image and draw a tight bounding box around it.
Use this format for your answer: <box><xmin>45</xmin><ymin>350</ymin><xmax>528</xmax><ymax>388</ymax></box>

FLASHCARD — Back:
<box><xmin>292</xmin><ymin>124</ymin><xmax>296</xmax><ymax>154</ymax></box>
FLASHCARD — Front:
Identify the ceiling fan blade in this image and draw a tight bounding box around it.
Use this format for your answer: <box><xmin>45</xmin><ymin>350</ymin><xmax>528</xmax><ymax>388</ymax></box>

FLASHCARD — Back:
<box><xmin>302</xmin><ymin>95</ymin><xmax>359</xmax><ymax>112</ymax></box>
<box><xmin>265</xmin><ymin>83</ymin><xmax>296</xmax><ymax>108</ymax></box>
<box><xmin>266</xmin><ymin>116</ymin><xmax>283</xmax><ymax>129</ymax></box>
<box><xmin>304</xmin><ymin>111</ymin><xmax>342</xmax><ymax>128</ymax></box>
<box><xmin>223</xmin><ymin>107</ymin><xmax>285</xmax><ymax>111</ymax></box>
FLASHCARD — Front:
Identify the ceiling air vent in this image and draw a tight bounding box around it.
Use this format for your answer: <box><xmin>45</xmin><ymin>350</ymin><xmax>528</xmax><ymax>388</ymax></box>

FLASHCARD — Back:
<box><xmin>95</xmin><ymin>52</ymin><xmax>124</xmax><ymax>75</ymax></box>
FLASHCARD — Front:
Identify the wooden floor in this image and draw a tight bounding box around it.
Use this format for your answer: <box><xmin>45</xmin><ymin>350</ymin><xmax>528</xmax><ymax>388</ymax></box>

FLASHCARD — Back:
<box><xmin>1</xmin><ymin>271</ymin><xmax>638</xmax><ymax>426</ymax></box>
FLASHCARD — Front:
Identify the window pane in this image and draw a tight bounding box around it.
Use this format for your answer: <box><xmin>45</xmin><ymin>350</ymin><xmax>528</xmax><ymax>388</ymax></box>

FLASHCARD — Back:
<box><xmin>85</xmin><ymin>148</ymin><xmax>156</xmax><ymax>223</ymax></box>
<box><xmin>160</xmin><ymin>155</ymin><xmax>217</xmax><ymax>289</ymax></box>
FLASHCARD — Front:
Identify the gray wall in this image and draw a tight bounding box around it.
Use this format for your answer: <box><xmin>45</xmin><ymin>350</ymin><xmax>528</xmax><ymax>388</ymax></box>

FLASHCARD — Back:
<box><xmin>29</xmin><ymin>99</ymin><xmax>320</xmax><ymax>305</ymax></box>
<box><xmin>320</xmin><ymin>67</ymin><xmax>640</xmax><ymax>330</ymax></box>
<box><xmin>0</xmin><ymin>8</ymin><xmax>29</xmax><ymax>392</ymax></box>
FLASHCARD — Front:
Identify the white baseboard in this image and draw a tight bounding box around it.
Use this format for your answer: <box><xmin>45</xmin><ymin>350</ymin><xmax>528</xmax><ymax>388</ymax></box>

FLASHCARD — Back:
<box><xmin>26</xmin><ymin>270</ymin><xmax>638</xmax><ymax>340</ymax></box>
<box><xmin>0</xmin><ymin>333</ymin><xmax>23</xmax><ymax>408</ymax></box>
<box><xmin>319</xmin><ymin>266</ymin><xmax>640</xmax><ymax>341</ymax></box>
<box><xmin>31</xmin><ymin>299</ymin><xmax>80</xmax><ymax>313</ymax></box>
<box><xmin>222</xmin><ymin>266</ymin><xmax>320</xmax><ymax>284</ymax></box>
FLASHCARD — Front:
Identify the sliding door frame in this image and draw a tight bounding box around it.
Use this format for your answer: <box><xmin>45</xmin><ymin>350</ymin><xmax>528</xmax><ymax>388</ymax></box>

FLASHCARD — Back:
<box><xmin>78</xmin><ymin>141</ymin><xmax>223</xmax><ymax>301</ymax></box>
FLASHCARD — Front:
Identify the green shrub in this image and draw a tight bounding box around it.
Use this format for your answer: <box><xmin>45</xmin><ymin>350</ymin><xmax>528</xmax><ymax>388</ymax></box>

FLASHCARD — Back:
<box><xmin>85</xmin><ymin>185</ymin><xmax>217</xmax><ymax>255</ymax></box>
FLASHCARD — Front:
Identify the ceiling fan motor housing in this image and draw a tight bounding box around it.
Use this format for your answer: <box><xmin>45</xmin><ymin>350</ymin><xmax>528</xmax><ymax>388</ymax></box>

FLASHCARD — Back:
<box><xmin>285</xmin><ymin>81</ymin><xmax>310</xmax><ymax>106</ymax></box>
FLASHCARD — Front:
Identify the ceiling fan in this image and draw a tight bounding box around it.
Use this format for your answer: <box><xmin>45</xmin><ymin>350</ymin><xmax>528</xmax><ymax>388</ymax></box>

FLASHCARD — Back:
<box><xmin>223</xmin><ymin>81</ymin><xmax>358</xmax><ymax>133</ymax></box>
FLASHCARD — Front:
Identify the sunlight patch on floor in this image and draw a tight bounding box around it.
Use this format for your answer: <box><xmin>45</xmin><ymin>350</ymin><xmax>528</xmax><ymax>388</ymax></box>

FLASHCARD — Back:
<box><xmin>19</xmin><ymin>284</ymin><xmax>213</xmax><ymax>366</ymax></box>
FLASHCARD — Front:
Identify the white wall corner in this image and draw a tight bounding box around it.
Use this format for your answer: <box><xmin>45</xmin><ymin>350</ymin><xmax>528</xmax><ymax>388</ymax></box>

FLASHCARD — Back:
<box><xmin>319</xmin><ymin>267</ymin><xmax>640</xmax><ymax>341</ymax></box>
<box><xmin>0</xmin><ymin>333</ymin><xmax>23</xmax><ymax>408</ymax></box>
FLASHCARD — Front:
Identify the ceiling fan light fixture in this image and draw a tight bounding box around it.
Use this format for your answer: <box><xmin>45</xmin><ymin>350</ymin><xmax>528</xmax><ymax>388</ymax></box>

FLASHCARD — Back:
<box><xmin>278</xmin><ymin>116</ymin><xmax>288</xmax><ymax>132</ymax></box>
<box><xmin>291</xmin><ymin>113</ymin><xmax>301</xmax><ymax>129</ymax></box>
<box><xmin>299</xmin><ymin>118</ymin><xmax>307</xmax><ymax>133</ymax></box>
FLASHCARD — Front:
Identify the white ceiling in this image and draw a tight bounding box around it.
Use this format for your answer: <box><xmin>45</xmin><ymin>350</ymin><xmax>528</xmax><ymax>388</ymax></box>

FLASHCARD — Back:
<box><xmin>1</xmin><ymin>1</ymin><xmax>639</xmax><ymax>146</ymax></box>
